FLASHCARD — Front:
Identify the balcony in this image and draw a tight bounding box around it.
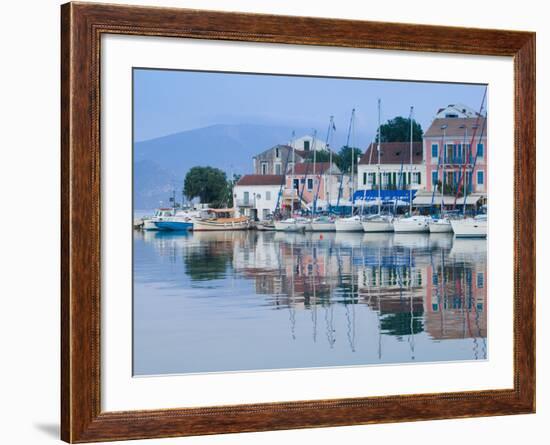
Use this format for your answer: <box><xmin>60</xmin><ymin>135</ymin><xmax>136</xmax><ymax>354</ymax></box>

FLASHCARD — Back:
<box><xmin>283</xmin><ymin>189</ymin><xmax>298</xmax><ymax>198</ymax></box>
<box><xmin>235</xmin><ymin>199</ymin><xmax>253</xmax><ymax>207</ymax></box>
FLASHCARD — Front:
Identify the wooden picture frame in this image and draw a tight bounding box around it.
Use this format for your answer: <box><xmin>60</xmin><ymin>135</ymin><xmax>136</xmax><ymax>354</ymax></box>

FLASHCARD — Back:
<box><xmin>61</xmin><ymin>2</ymin><xmax>535</xmax><ymax>442</ymax></box>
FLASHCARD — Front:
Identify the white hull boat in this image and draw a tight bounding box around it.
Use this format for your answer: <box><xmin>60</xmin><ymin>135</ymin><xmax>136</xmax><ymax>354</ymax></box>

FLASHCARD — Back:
<box><xmin>393</xmin><ymin>215</ymin><xmax>431</xmax><ymax>233</ymax></box>
<box><xmin>142</xmin><ymin>208</ymin><xmax>176</xmax><ymax>231</ymax></box>
<box><xmin>450</xmin><ymin>215</ymin><xmax>487</xmax><ymax>238</ymax></box>
<box><xmin>142</xmin><ymin>219</ymin><xmax>159</xmax><ymax>230</ymax></box>
<box><xmin>256</xmin><ymin>221</ymin><xmax>276</xmax><ymax>231</ymax></box>
<box><xmin>429</xmin><ymin>218</ymin><xmax>453</xmax><ymax>233</ymax></box>
<box><xmin>274</xmin><ymin>218</ymin><xmax>307</xmax><ymax>232</ymax></box>
<box><xmin>335</xmin><ymin>216</ymin><xmax>363</xmax><ymax>232</ymax></box>
<box><xmin>308</xmin><ymin>216</ymin><xmax>336</xmax><ymax>232</ymax></box>
<box><xmin>362</xmin><ymin>214</ymin><xmax>394</xmax><ymax>232</ymax></box>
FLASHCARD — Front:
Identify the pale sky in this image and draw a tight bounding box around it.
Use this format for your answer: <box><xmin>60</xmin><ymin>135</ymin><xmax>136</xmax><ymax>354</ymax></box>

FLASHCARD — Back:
<box><xmin>134</xmin><ymin>68</ymin><xmax>486</xmax><ymax>146</ymax></box>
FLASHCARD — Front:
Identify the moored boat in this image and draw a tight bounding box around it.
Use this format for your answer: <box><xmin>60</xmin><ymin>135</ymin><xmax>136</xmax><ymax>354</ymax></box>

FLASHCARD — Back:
<box><xmin>393</xmin><ymin>215</ymin><xmax>431</xmax><ymax>233</ymax></box>
<box><xmin>362</xmin><ymin>214</ymin><xmax>394</xmax><ymax>232</ymax></box>
<box><xmin>154</xmin><ymin>219</ymin><xmax>193</xmax><ymax>231</ymax></box>
<box><xmin>256</xmin><ymin>221</ymin><xmax>276</xmax><ymax>231</ymax></box>
<box><xmin>142</xmin><ymin>208</ymin><xmax>176</xmax><ymax>231</ymax></box>
<box><xmin>274</xmin><ymin>218</ymin><xmax>307</xmax><ymax>232</ymax></box>
<box><xmin>308</xmin><ymin>215</ymin><xmax>336</xmax><ymax>232</ymax></box>
<box><xmin>450</xmin><ymin>214</ymin><xmax>487</xmax><ymax>238</ymax></box>
<box><xmin>429</xmin><ymin>217</ymin><xmax>453</xmax><ymax>233</ymax></box>
<box><xmin>334</xmin><ymin>215</ymin><xmax>363</xmax><ymax>232</ymax></box>
<box><xmin>193</xmin><ymin>208</ymin><xmax>251</xmax><ymax>231</ymax></box>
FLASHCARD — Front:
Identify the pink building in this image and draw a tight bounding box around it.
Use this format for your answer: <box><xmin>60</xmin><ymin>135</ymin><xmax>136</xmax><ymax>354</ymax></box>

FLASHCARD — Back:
<box><xmin>424</xmin><ymin>108</ymin><xmax>487</xmax><ymax>197</ymax></box>
<box><xmin>284</xmin><ymin>162</ymin><xmax>348</xmax><ymax>211</ymax></box>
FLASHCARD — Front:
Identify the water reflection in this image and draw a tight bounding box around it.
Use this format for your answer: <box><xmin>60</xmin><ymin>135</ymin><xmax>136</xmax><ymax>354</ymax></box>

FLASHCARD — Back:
<box><xmin>133</xmin><ymin>230</ymin><xmax>487</xmax><ymax>375</ymax></box>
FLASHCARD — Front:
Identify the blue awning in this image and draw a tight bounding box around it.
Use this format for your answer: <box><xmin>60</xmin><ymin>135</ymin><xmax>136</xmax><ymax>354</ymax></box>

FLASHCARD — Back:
<box><xmin>352</xmin><ymin>189</ymin><xmax>417</xmax><ymax>203</ymax></box>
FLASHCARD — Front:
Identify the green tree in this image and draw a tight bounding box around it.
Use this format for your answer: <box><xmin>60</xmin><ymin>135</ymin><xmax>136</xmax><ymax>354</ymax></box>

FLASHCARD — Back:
<box><xmin>184</xmin><ymin>166</ymin><xmax>228</xmax><ymax>207</ymax></box>
<box><xmin>223</xmin><ymin>174</ymin><xmax>241</xmax><ymax>208</ymax></box>
<box><xmin>303</xmin><ymin>150</ymin><xmax>336</xmax><ymax>164</ymax></box>
<box><xmin>379</xmin><ymin>117</ymin><xmax>423</xmax><ymax>142</ymax></box>
<box><xmin>336</xmin><ymin>146</ymin><xmax>363</xmax><ymax>173</ymax></box>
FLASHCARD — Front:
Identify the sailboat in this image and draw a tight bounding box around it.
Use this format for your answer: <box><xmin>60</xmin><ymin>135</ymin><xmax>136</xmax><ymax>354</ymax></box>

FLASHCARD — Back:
<box><xmin>429</xmin><ymin>123</ymin><xmax>452</xmax><ymax>233</ymax></box>
<box><xmin>309</xmin><ymin>215</ymin><xmax>337</xmax><ymax>231</ymax></box>
<box><xmin>308</xmin><ymin>122</ymin><xmax>337</xmax><ymax>232</ymax></box>
<box><xmin>450</xmin><ymin>90</ymin><xmax>488</xmax><ymax>238</ymax></box>
<box><xmin>274</xmin><ymin>217</ymin><xmax>308</xmax><ymax>232</ymax></box>
<box><xmin>393</xmin><ymin>106</ymin><xmax>431</xmax><ymax>233</ymax></box>
<box><xmin>335</xmin><ymin>109</ymin><xmax>363</xmax><ymax>232</ymax></box>
<box><xmin>363</xmin><ymin>99</ymin><xmax>394</xmax><ymax>233</ymax></box>
<box><xmin>450</xmin><ymin>214</ymin><xmax>487</xmax><ymax>238</ymax></box>
<box><xmin>275</xmin><ymin>133</ymin><xmax>308</xmax><ymax>232</ymax></box>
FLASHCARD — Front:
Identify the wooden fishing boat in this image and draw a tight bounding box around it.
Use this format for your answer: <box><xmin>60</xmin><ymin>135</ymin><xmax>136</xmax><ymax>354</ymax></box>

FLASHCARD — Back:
<box><xmin>193</xmin><ymin>208</ymin><xmax>251</xmax><ymax>231</ymax></box>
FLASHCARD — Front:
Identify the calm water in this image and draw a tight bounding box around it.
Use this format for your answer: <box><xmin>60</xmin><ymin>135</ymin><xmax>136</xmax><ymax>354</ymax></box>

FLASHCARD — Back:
<box><xmin>133</xmin><ymin>230</ymin><xmax>487</xmax><ymax>375</ymax></box>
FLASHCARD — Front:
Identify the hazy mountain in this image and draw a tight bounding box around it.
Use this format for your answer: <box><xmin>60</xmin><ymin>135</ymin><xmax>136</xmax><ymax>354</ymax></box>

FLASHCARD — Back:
<box><xmin>134</xmin><ymin>124</ymin><xmax>306</xmax><ymax>208</ymax></box>
<box><xmin>133</xmin><ymin>123</ymin><xmax>364</xmax><ymax>209</ymax></box>
<box><xmin>134</xmin><ymin>124</ymin><xmax>313</xmax><ymax>174</ymax></box>
<box><xmin>133</xmin><ymin>160</ymin><xmax>178</xmax><ymax>210</ymax></box>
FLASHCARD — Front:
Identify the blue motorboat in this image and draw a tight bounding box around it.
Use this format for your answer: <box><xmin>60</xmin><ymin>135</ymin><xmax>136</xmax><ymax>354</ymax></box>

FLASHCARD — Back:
<box><xmin>154</xmin><ymin>219</ymin><xmax>193</xmax><ymax>231</ymax></box>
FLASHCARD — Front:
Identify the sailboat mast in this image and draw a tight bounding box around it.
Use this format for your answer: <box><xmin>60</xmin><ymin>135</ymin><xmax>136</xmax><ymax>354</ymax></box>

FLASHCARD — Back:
<box><xmin>326</xmin><ymin>116</ymin><xmax>334</xmax><ymax>213</ymax></box>
<box><xmin>441</xmin><ymin>125</ymin><xmax>447</xmax><ymax>215</ymax></box>
<box><xmin>409</xmin><ymin>106</ymin><xmax>414</xmax><ymax>215</ymax></box>
<box><xmin>292</xmin><ymin>131</ymin><xmax>296</xmax><ymax>216</ymax></box>
<box><xmin>312</xmin><ymin>130</ymin><xmax>317</xmax><ymax>216</ymax></box>
<box><xmin>377</xmin><ymin>99</ymin><xmax>381</xmax><ymax>215</ymax></box>
<box><xmin>350</xmin><ymin>108</ymin><xmax>356</xmax><ymax>210</ymax></box>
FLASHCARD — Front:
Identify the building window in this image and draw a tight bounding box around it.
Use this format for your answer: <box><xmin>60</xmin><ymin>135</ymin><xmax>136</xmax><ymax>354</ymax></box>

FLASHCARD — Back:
<box><xmin>275</xmin><ymin>147</ymin><xmax>280</xmax><ymax>158</ymax></box>
<box><xmin>275</xmin><ymin>163</ymin><xmax>281</xmax><ymax>175</ymax></box>
<box><xmin>369</xmin><ymin>172</ymin><xmax>376</xmax><ymax>185</ymax></box>
<box><xmin>261</xmin><ymin>162</ymin><xmax>268</xmax><ymax>175</ymax></box>
<box><xmin>477</xmin><ymin>143</ymin><xmax>484</xmax><ymax>157</ymax></box>
<box><xmin>477</xmin><ymin>272</ymin><xmax>484</xmax><ymax>288</ymax></box>
<box><xmin>307</xmin><ymin>178</ymin><xmax>313</xmax><ymax>190</ymax></box>
<box><xmin>431</xmin><ymin>144</ymin><xmax>438</xmax><ymax>158</ymax></box>
<box><xmin>477</xmin><ymin>170</ymin><xmax>484</xmax><ymax>185</ymax></box>
<box><xmin>432</xmin><ymin>171</ymin><xmax>438</xmax><ymax>187</ymax></box>
<box><xmin>293</xmin><ymin>179</ymin><xmax>299</xmax><ymax>190</ymax></box>
<box><xmin>243</xmin><ymin>191</ymin><xmax>249</xmax><ymax>205</ymax></box>
<box><xmin>266</xmin><ymin>191</ymin><xmax>271</xmax><ymax>201</ymax></box>
<box><xmin>363</xmin><ymin>172</ymin><xmax>367</xmax><ymax>185</ymax></box>
<box><xmin>304</xmin><ymin>140</ymin><xmax>310</xmax><ymax>151</ymax></box>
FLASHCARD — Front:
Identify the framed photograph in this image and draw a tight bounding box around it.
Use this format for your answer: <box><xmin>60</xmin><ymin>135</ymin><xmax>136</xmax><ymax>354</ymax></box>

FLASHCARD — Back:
<box><xmin>61</xmin><ymin>2</ymin><xmax>535</xmax><ymax>442</ymax></box>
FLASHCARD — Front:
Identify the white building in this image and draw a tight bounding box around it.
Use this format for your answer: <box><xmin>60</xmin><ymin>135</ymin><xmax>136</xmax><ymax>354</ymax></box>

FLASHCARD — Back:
<box><xmin>357</xmin><ymin>141</ymin><xmax>426</xmax><ymax>191</ymax></box>
<box><xmin>233</xmin><ymin>175</ymin><xmax>284</xmax><ymax>220</ymax></box>
<box><xmin>293</xmin><ymin>134</ymin><xmax>329</xmax><ymax>152</ymax></box>
<box><xmin>434</xmin><ymin>103</ymin><xmax>482</xmax><ymax>119</ymax></box>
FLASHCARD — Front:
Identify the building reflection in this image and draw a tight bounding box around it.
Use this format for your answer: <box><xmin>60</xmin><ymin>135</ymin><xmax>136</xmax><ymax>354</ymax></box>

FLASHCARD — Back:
<box><xmin>135</xmin><ymin>229</ymin><xmax>487</xmax><ymax>356</ymax></box>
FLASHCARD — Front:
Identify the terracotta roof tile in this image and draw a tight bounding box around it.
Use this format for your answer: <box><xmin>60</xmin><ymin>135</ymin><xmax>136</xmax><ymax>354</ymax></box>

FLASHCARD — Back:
<box><xmin>424</xmin><ymin>117</ymin><xmax>487</xmax><ymax>138</ymax></box>
<box><xmin>236</xmin><ymin>174</ymin><xmax>284</xmax><ymax>186</ymax></box>
<box><xmin>359</xmin><ymin>142</ymin><xmax>423</xmax><ymax>165</ymax></box>
<box><xmin>288</xmin><ymin>162</ymin><xmax>338</xmax><ymax>175</ymax></box>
